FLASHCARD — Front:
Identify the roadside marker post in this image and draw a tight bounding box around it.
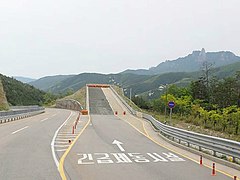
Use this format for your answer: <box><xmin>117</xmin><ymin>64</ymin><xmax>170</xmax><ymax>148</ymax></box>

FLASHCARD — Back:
<box><xmin>212</xmin><ymin>163</ymin><xmax>216</xmax><ymax>176</ymax></box>
<box><xmin>72</xmin><ymin>126</ymin><xmax>74</xmax><ymax>134</ymax></box>
<box><xmin>123</xmin><ymin>111</ymin><xmax>126</xmax><ymax>115</ymax></box>
<box><xmin>234</xmin><ymin>176</ymin><xmax>237</xmax><ymax>180</ymax></box>
<box><xmin>115</xmin><ymin>111</ymin><xmax>118</xmax><ymax>115</ymax></box>
<box><xmin>74</xmin><ymin>121</ymin><xmax>77</xmax><ymax>129</ymax></box>
<box><xmin>200</xmin><ymin>155</ymin><xmax>203</xmax><ymax>165</ymax></box>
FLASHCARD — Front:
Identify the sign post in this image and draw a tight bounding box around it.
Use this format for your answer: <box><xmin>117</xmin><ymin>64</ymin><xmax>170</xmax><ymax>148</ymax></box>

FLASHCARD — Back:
<box><xmin>168</xmin><ymin>101</ymin><xmax>175</xmax><ymax>125</ymax></box>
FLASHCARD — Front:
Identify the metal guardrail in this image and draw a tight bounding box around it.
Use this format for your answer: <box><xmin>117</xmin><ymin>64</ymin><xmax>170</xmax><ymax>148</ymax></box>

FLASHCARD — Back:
<box><xmin>110</xmin><ymin>86</ymin><xmax>240</xmax><ymax>163</ymax></box>
<box><xmin>110</xmin><ymin>86</ymin><xmax>136</xmax><ymax>115</ymax></box>
<box><xmin>0</xmin><ymin>106</ymin><xmax>45</xmax><ymax>124</ymax></box>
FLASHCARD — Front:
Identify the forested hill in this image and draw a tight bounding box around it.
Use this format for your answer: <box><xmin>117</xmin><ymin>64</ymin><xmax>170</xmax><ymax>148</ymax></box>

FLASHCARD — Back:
<box><xmin>0</xmin><ymin>74</ymin><xmax>45</xmax><ymax>106</ymax></box>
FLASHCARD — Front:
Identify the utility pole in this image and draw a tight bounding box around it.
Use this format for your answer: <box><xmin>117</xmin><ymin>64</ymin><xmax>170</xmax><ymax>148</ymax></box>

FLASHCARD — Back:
<box><xmin>130</xmin><ymin>88</ymin><xmax>132</xmax><ymax>100</ymax></box>
<box><xmin>164</xmin><ymin>84</ymin><xmax>168</xmax><ymax>121</ymax></box>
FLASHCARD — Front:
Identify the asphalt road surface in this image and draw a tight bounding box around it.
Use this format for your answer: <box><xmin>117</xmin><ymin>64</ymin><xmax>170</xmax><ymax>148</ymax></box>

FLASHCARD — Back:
<box><xmin>63</xmin><ymin>87</ymin><xmax>233</xmax><ymax>180</ymax></box>
<box><xmin>0</xmin><ymin>108</ymin><xmax>79</xmax><ymax>180</ymax></box>
<box><xmin>0</xmin><ymin>87</ymin><xmax>236</xmax><ymax>180</ymax></box>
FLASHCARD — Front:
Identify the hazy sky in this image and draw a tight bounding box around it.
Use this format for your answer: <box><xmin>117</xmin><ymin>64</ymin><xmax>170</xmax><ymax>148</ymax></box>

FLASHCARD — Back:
<box><xmin>0</xmin><ymin>0</ymin><xmax>239</xmax><ymax>78</ymax></box>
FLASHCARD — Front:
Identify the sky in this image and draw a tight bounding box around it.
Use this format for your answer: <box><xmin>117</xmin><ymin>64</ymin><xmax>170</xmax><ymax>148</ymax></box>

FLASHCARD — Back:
<box><xmin>0</xmin><ymin>0</ymin><xmax>240</xmax><ymax>79</ymax></box>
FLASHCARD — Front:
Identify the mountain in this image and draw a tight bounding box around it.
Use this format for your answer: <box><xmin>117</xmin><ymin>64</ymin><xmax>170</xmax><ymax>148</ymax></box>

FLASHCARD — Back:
<box><xmin>30</xmin><ymin>61</ymin><xmax>240</xmax><ymax>97</ymax></box>
<box><xmin>29</xmin><ymin>75</ymin><xmax>75</xmax><ymax>92</ymax></box>
<box><xmin>122</xmin><ymin>49</ymin><xmax>240</xmax><ymax>75</ymax></box>
<box><xmin>43</xmin><ymin>73</ymin><xmax>151</xmax><ymax>93</ymax></box>
<box><xmin>0</xmin><ymin>74</ymin><xmax>45</xmax><ymax>106</ymax></box>
<box><xmin>13</xmin><ymin>76</ymin><xmax>36</xmax><ymax>83</ymax></box>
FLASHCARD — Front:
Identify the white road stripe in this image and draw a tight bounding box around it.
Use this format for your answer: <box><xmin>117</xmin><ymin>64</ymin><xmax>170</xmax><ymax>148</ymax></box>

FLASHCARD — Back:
<box><xmin>57</xmin><ymin>135</ymin><xmax>77</xmax><ymax>138</ymax></box>
<box><xmin>51</xmin><ymin>114</ymin><xmax>57</xmax><ymax>117</ymax></box>
<box><xmin>56</xmin><ymin>149</ymin><xmax>68</xmax><ymax>152</ymax></box>
<box><xmin>54</xmin><ymin>145</ymin><xmax>70</xmax><ymax>148</ymax></box>
<box><xmin>58</xmin><ymin>133</ymin><xmax>75</xmax><ymax>135</ymax></box>
<box><xmin>11</xmin><ymin>126</ymin><xmax>29</xmax><ymax>135</ymax></box>
<box><xmin>40</xmin><ymin>118</ymin><xmax>49</xmax><ymax>122</ymax></box>
<box><xmin>51</xmin><ymin>111</ymin><xmax>73</xmax><ymax>169</ymax></box>
<box><xmin>56</xmin><ymin>138</ymin><xmax>74</xmax><ymax>141</ymax></box>
<box><xmin>55</xmin><ymin>141</ymin><xmax>70</xmax><ymax>144</ymax></box>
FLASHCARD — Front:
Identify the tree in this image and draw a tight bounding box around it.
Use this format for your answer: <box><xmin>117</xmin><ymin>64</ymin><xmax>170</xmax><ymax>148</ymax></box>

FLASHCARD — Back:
<box><xmin>190</xmin><ymin>78</ymin><xmax>208</xmax><ymax>101</ymax></box>
<box><xmin>132</xmin><ymin>96</ymin><xmax>150</xmax><ymax>109</ymax></box>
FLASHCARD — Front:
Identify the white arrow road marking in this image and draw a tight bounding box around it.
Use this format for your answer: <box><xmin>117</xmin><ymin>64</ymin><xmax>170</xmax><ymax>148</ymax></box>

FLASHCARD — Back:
<box><xmin>112</xmin><ymin>140</ymin><xmax>125</xmax><ymax>152</ymax></box>
<box><xmin>11</xmin><ymin>126</ymin><xmax>29</xmax><ymax>135</ymax></box>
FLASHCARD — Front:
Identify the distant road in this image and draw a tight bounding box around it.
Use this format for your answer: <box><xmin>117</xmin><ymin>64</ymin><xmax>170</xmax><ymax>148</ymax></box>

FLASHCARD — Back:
<box><xmin>0</xmin><ymin>108</ymin><xmax>76</xmax><ymax>180</ymax></box>
<box><xmin>62</xmin><ymin>87</ymin><xmax>232</xmax><ymax>180</ymax></box>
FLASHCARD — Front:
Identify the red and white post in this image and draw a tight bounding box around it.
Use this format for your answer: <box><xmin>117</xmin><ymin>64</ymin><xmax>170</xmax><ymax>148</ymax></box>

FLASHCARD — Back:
<box><xmin>212</xmin><ymin>163</ymin><xmax>216</xmax><ymax>176</ymax></box>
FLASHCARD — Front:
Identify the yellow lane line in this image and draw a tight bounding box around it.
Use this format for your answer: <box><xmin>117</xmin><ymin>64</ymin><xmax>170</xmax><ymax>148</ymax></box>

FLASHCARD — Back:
<box><xmin>128</xmin><ymin>115</ymin><xmax>149</xmax><ymax>137</ymax></box>
<box><xmin>122</xmin><ymin>115</ymin><xmax>237</xmax><ymax>179</ymax></box>
<box><xmin>58</xmin><ymin>116</ymin><xmax>91</xmax><ymax>180</ymax></box>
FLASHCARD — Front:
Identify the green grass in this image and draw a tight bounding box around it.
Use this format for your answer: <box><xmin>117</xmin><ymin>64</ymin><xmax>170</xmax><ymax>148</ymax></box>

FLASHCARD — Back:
<box><xmin>112</xmin><ymin>85</ymin><xmax>142</xmax><ymax>112</ymax></box>
<box><xmin>61</xmin><ymin>87</ymin><xmax>86</xmax><ymax>108</ymax></box>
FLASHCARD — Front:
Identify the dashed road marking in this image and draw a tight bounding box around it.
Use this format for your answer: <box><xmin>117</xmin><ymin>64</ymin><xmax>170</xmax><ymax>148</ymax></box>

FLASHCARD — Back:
<box><xmin>56</xmin><ymin>138</ymin><xmax>74</xmax><ymax>141</ymax></box>
<box><xmin>56</xmin><ymin>149</ymin><xmax>68</xmax><ymax>152</ymax></box>
<box><xmin>11</xmin><ymin>126</ymin><xmax>29</xmax><ymax>135</ymax></box>
<box><xmin>40</xmin><ymin>118</ymin><xmax>49</xmax><ymax>122</ymax></box>
<box><xmin>51</xmin><ymin>114</ymin><xmax>57</xmax><ymax>117</ymax></box>
<box><xmin>54</xmin><ymin>145</ymin><xmax>70</xmax><ymax>148</ymax></box>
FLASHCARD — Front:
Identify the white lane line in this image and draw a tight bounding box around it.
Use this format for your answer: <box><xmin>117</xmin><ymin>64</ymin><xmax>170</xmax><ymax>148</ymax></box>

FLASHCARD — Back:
<box><xmin>54</xmin><ymin>145</ymin><xmax>70</xmax><ymax>148</ymax></box>
<box><xmin>11</xmin><ymin>126</ymin><xmax>29</xmax><ymax>135</ymax></box>
<box><xmin>41</xmin><ymin>118</ymin><xmax>49</xmax><ymax>122</ymax></box>
<box><xmin>56</xmin><ymin>138</ymin><xmax>74</xmax><ymax>141</ymax></box>
<box><xmin>57</xmin><ymin>135</ymin><xmax>77</xmax><ymax>138</ymax></box>
<box><xmin>58</xmin><ymin>133</ymin><xmax>75</xmax><ymax>135</ymax></box>
<box><xmin>55</xmin><ymin>141</ymin><xmax>70</xmax><ymax>144</ymax></box>
<box><xmin>56</xmin><ymin>149</ymin><xmax>68</xmax><ymax>152</ymax></box>
<box><xmin>51</xmin><ymin>111</ymin><xmax>73</xmax><ymax>169</ymax></box>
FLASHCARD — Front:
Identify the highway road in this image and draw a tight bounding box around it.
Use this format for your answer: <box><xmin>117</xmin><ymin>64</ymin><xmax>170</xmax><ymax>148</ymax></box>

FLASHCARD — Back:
<box><xmin>0</xmin><ymin>86</ymin><xmax>237</xmax><ymax>180</ymax></box>
<box><xmin>61</xmin><ymin>87</ymin><xmax>233</xmax><ymax>180</ymax></box>
<box><xmin>0</xmin><ymin>108</ymin><xmax>81</xmax><ymax>180</ymax></box>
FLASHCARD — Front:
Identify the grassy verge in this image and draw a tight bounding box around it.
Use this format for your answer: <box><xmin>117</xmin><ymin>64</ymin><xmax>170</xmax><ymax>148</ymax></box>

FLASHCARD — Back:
<box><xmin>112</xmin><ymin>85</ymin><xmax>142</xmax><ymax>112</ymax></box>
<box><xmin>61</xmin><ymin>87</ymin><xmax>86</xmax><ymax>108</ymax></box>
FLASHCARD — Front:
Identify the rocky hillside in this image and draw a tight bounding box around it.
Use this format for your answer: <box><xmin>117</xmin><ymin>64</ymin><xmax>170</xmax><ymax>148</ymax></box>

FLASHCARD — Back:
<box><xmin>0</xmin><ymin>80</ymin><xmax>9</xmax><ymax>110</ymax></box>
<box><xmin>122</xmin><ymin>49</ymin><xmax>240</xmax><ymax>75</ymax></box>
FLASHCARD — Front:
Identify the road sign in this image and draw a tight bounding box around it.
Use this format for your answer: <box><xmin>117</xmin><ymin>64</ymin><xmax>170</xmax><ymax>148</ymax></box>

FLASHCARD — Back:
<box><xmin>168</xmin><ymin>101</ymin><xmax>175</xmax><ymax>109</ymax></box>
